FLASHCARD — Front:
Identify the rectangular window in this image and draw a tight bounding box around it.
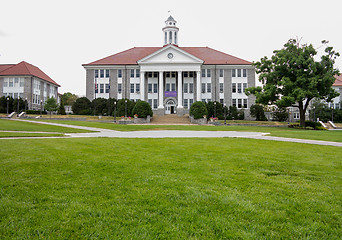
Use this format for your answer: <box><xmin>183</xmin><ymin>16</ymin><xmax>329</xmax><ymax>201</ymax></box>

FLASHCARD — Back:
<box><xmin>201</xmin><ymin>83</ymin><xmax>206</xmax><ymax>93</ymax></box>
<box><xmin>148</xmin><ymin>99</ymin><xmax>152</xmax><ymax>106</ymax></box>
<box><xmin>100</xmin><ymin>84</ymin><xmax>104</xmax><ymax>93</ymax></box>
<box><xmin>207</xmin><ymin>98</ymin><xmax>211</xmax><ymax>102</ymax></box>
<box><xmin>171</xmin><ymin>72</ymin><xmax>176</xmax><ymax>78</ymax></box>
<box><xmin>131</xmin><ymin>69</ymin><xmax>135</xmax><ymax>78</ymax></box>
<box><xmin>14</xmin><ymin>93</ymin><xmax>18</xmax><ymax>99</ymax></box>
<box><xmin>232</xmin><ymin>83</ymin><xmax>236</xmax><ymax>93</ymax></box>
<box><xmin>184</xmin><ymin>83</ymin><xmax>188</xmax><ymax>93</ymax></box>
<box><xmin>220</xmin><ymin>83</ymin><xmax>224</xmax><ymax>93</ymax></box>
<box><xmin>220</xmin><ymin>99</ymin><xmax>224</xmax><ymax>105</ymax></box>
<box><xmin>153</xmin><ymin>72</ymin><xmax>158</xmax><ymax>78</ymax></box>
<box><xmin>166</xmin><ymin>83</ymin><xmax>170</xmax><ymax>91</ymax></box>
<box><xmin>118</xmin><ymin>83</ymin><xmax>122</xmax><ymax>94</ymax></box>
<box><xmin>3</xmin><ymin>78</ymin><xmax>8</xmax><ymax>87</ymax></box>
<box><xmin>20</xmin><ymin>79</ymin><xmax>24</xmax><ymax>87</ymax></box>
<box><xmin>238</xmin><ymin>99</ymin><xmax>242</xmax><ymax>108</ymax></box>
<box><xmin>148</xmin><ymin>72</ymin><xmax>153</xmax><ymax>78</ymax></box>
<box><xmin>243</xmin><ymin>83</ymin><xmax>247</xmax><ymax>93</ymax></box>
<box><xmin>207</xmin><ymin>83</ymin><xmax>211</xmax><ymax>93</ymax></box>
<box><xmin>95</xmin><ymin>84</ymin><xmax>98</xmax><ymax>93</ymax></box>
<box><xmin>171</xmin><ymin>83</ymin><xmax>176</xmax><ymax>91</ymax></box>
<box><xmin>232</xmin><ymin>99</ymin><xmax>236</xmax><ymax>107</ymax></box>
<box><xmin>243</xmin><ymin>69</ymin><xmax>247</xmax><ymax>77</ymax></box>
<box><xmin>106</xmin><ymin>69</ymin><xmax>110</xmax><ymax>78</ymax></box>
<box><xmin>189</xmin><ymin>83</ymin><xmax>194</xmax><ymax>93</ymax></box>
<box><xmin>105</xmin><ymin>84</ymin><xmax>110</xmax><ymax>93</ymax></box>
<box><xmin>232</xmin><ymin>69</ymin><xmax>236</xmax><ymax>77</ymax></box>
<box><xmin>154</xmin><ymin>83</ymin><xmax>158</xmax><ymax>93</ymax></box>
<box><xmin>184</xmin><ymin>72</ymin><xmax>188</xmax><ymax>77</ymax></box>
<box><xmin>189</xmin><ymin>99</ymin><xmax>193</xmax><ymax>108</ymax></box>
<box><xmin>237</xmin><ymin>69</ymin><xmax>241</xmax><ymax>77</ymax></box>
<box><xmin>166</xmin><ymin>72</ymin><xmax>170</xmax><ymax>78</ymax></box>
<box><xmin>184</xmin><ymin>99</ymin><xmax>188</xmax><ymax>109</ymax></box>
<box><xmin>130</xmin><ymin>84</ymin><xmax>134</xmax><ymax>93</ymax></box>
<box><xmin>202</xmin><ymin>99</ymin><xmax>206</xmax><ymax>103</ymax></box>
<box><xmin>136</xmin><ymin>83</ymin><xmax>140</xmax><ymax>93</ymax></box>
<box><xmin>95</xmin><ymin>70</ymin><xmax>99</xmax><ymax>78</ymax></box>
<box><xmin>219</xmin><ymin>69</ymin><xmax>224</xmax><ymax>77</ymax></box>
<box><xmin>148</xmin><ymin>83</ymin><xmax>152</xmax><ymax>93</ymax></box>
<box><xmin>100</xmin><ymin>69</ymin><xmax>104</xmax><ymax>78</ymax></box>
<box><xmin>153</xmin><ymin>99</ymin><xmax>158</xmax><ymax>109</ymax></box>
<box><xmin>243</xmin><ymin>99</ymin><xmax>248</xmax><ymax>108</ymax></box>
<box><xmin>336</xmin><ymin>103</ymin><xmax>340</xmax><ymax>109</ymax></box>
<box><xmin>136</xmin><ymin>69</ymin><xmax>140</xmax><ymax>78</ymax></box>
<box><xmin>238</xmin><ymin>83</ymin><xmax>242</xmax><ymax>93</ymax></box>
<box><xmin>207</xmin><ymin>69</ymin><xmax>211</xmax><ymax>77</ymax></box>
<box><xmin>9</xmin><ymin>79</ymin><xmax>13</xmax><ymax>87</ymax></box>
<box><xmin>189</xmin><ymin>72</ymin><xmax>194</xmax><ymax>78</ymax></box>
<box><xmin>202</xmin><ymin>69</ymin><xmax>206</xmax><ymax>77</ymax></box>
<box><xmin>118</xmin><ymin>69</ymin><xmax>122</xmax><ymax>78</ymax></box>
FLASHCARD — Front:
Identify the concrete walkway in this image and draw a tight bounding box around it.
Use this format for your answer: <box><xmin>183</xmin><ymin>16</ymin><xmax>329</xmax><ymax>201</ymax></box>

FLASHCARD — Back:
<box><xmin>2</xmin><ymin>119</ymin><xmax>341</xmax><ymax>147</ymax></box>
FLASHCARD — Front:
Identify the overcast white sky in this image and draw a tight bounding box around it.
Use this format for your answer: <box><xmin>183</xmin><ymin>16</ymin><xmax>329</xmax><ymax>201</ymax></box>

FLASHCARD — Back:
<box><xmin>1</xmin><ymin>0</ymin><xmax>342</xmax><ymax>96</ymax></box>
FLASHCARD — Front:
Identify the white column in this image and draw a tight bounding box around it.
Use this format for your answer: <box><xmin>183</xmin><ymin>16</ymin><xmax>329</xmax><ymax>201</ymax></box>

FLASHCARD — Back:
<box><xmin>158</xmin><ymin>71</ymin><xmax>164</xmax><ymax>108</ymax></box>
<box><xmin>140</xmin><ymin>71</ymin><xmax>145</xmax><ymax>101</ymax></box>
<box><xmin>177</xmin><ymin>71</ymin><xmax>183</xmax><ymax>108</ymax></box>
<box><xmin>196</xmin><ymin>71</ymin><xmax>201</xmax><ymax>102</ymax></box>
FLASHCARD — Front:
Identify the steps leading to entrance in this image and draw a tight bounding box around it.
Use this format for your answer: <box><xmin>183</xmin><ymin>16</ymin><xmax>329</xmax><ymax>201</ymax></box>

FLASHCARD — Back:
<box><xmin>151</xmin><ymin>114</ymin><xmax>191</xmax><ymax>125</ymax></box>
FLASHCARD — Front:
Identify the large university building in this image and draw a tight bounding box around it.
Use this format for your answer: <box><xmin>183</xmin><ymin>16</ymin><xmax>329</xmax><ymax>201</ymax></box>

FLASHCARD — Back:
<box><xmin>0</xmin><ymin>61</ymin><xmax>60</xmax><ymax>110</ymax></box>
<box><xmin>83</xmin><ymin>16</ymin><xmax>255</xmax><ymax>117</ymax></box>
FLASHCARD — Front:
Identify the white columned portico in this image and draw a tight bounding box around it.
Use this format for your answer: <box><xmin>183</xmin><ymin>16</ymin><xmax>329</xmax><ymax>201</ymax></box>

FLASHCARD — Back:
<box><xmin>158</xmin><ymin>71</ymin><xmax>164</xmax><ymax>108</ymax></box>
<box><xmin>177</xmin><ymin>71</ymin><xmax>183</xmax><ymax>107</ymax></box>
<box><xmin>196</xmin><ymin>71</ymin><xmax>201</xmax><ymax>101</ymax></box>
<box><xmin>140</xmin><ymin>71</ymin><xmax>145</xmax><ymax>101</ymax></box>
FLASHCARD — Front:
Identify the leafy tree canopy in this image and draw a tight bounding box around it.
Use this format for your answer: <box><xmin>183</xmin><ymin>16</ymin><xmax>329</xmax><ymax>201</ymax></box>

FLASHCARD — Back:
<box><xmin>61</xmin><ymin>92</ymin><xmax>78</xmax><ymax>106</ymax></box>
<box><xmin>44</xmin><ymin>97</ymin><xmax>59</xmax><ymax>112</ymax></box>
<box><xmin>246</xmin><ymin>39</ymin><xmax>340</xmax><ymax>126</ymax></box>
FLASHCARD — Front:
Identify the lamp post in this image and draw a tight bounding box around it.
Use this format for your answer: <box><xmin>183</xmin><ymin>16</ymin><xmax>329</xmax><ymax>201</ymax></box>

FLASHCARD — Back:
<box><xmin>6</xmin><ymin>96</ymin><xmax>9</xmax><ymax>115</ymax></box>
<box><xmin>224</xmin><ymin>104</ymin><xmax>227</xmax><ymax>125</ymax></box>
<box><xmin>114</xmin><ymin>101</ymin><xmax>117</xmax><ymax>123</ymax></box>
<box><xmin>25</xmin><ymin>98</ymin><xmax>27</xmax><ymax>118</ymax></box>
<box><xmin>94</xmin><ymin>77</ymin><xmax>97</xmax><ymax>116</ymax></box>
<box><xmin>17</xmin><ymin>96</ymin><xmax>20</xmax><ymax>117</ymax></box>
<box><xmin>40</xmin><ymin>99</ymin><xmax>43</xmax><ymax>117</ymax></box>
<box><xmin>331</xmin><ymin>106</ymin><xmax>334</xmax><ymax>122</ymax></box>
<box><xmin>214</xmin><ymin>101</ymin><xmax>217</xmax><ymax>118</ymax></box>
<box><xmin>125</xmin><ymin>99</ymin><xmax>127</xmax><ymax>118</ymax></box>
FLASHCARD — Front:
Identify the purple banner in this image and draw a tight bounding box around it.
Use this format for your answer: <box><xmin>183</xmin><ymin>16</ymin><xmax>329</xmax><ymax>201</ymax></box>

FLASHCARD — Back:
<box><xmin>165</xmin><ymin>91</ymin><xmax>177</xmax><ymax>97</ymax></box>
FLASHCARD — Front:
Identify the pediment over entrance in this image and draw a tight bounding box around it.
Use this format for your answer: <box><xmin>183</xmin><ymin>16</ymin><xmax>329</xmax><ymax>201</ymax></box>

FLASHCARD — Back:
<box><xmin>137</xmin><ymin>45</ymin><xmax>204</xmax><ymax>65</ymax></box>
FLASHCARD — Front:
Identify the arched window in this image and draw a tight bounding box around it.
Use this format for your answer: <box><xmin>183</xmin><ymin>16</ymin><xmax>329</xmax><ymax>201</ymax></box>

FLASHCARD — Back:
<box><xmin>164</xmin><ymin>32</ymin><xmax>167</xmax><ymax>45</ymax></box>
<box><xmin>175</xmin><ymin>32</ymin><xmax>177</xmax><ymax>45</ymax></box>
<box><xmin>169</xmin><ymin>31</ymin><xmax>172</xmax><ymax>43</ymax></box>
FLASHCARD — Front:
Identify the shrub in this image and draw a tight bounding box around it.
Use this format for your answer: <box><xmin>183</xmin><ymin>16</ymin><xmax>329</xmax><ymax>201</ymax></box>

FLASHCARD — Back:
<box><xmin>190</xmin><ymin>101</ymin><xmax>208</xmax><ymax>119</ymax></box>
<box><xmin>250</xmin><ymin>104</ymin><xmax>267</xmax><ymax>121</ymax></box>
<box><xmin>305</xmin><ymin>121</ymin><xmax>321</xmax><ymax>129</ymax></box>
<box><xmin>117</xmin><ymin>99</ymin><xmax>136</xmax><ymax>117</ymax></box>
<box><xmin>132</xmin><ymin>100</ymin><xmax>153</xmax><ymax>118</ymax></box>
<box><xmin>206</xmin><ymin>101</ymin><xmax>223</xmax><ymax>119</ymax></box>
<box><xmin>315</xmin><ymin>126</ymin><xmax>328</xmax><ymax>130</ymax></box>
<box><xmin>72</xmin><ymin>97</ymin><xmax>92</xmax><ymax>115</ymax></box>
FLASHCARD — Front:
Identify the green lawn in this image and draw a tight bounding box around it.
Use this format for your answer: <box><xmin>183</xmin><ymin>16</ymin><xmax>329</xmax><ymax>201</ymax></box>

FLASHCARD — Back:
<box><xmin>31</xmin><ymin>119</ymin><xmax>342</xmax><ymax>142</ymax></box>
<box><xmin>0</xmin><ymin>138</ymin><xmax>341</xmax><ymax>239</ymax></box>
<box><xmin>0</xmin><ymin>119</ymin><xmax>93</xmax><ymax>133</ymax></box>
<box><xmin>0</xmin><ymin>132</ymin><xmax>64</xmax><ymax>138</ymax></box>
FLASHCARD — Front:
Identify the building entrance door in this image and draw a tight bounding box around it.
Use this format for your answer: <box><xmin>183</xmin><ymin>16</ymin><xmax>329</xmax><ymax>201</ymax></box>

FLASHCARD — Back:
<box><xmin>165</xmin><ymin>99</ymin><xmax>176</xmax><ymax>114</ymax></box>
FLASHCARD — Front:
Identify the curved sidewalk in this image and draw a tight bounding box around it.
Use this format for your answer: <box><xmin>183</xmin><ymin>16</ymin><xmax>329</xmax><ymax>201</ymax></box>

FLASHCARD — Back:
<box><xmin>3</xmin><ymin>119</ymin><xmax>342</xmax><ymax>147</ymax></box>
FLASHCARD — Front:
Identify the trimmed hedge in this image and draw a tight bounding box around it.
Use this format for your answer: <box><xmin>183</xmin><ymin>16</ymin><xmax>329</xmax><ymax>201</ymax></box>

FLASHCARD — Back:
<box><xmin>190</xmin><ymin>101</ymin><xmax>208</xmax><ymax>119</ymax></box>
<box><xmin>132</xmin><ymin>101</ymin><xmax>153</xmax><ymax>118</ymax></box>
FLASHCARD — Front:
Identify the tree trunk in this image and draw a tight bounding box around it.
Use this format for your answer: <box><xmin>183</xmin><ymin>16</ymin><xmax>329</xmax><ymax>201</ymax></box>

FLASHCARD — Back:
<box><xmin>298</xmin><ymin>102</ymin><xmax>306</xmax><ymax>127</ymax></box>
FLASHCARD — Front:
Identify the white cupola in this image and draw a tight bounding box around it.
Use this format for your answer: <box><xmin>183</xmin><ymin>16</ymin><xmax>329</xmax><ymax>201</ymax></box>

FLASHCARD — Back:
<box><xmin>162</xmin><ymin>16</ymin><xmax>179</xmax><ymax>46</ymax></box>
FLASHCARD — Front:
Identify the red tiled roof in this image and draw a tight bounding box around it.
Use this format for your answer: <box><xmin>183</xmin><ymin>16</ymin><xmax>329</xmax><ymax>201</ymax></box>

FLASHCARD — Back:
<box><xmin>0</xmin><ymin>61</ymin><xmax>60</xmax><ymax>87</ymax></box>
<box><xmin>333</xmin><ymin>74</ymin><xmax>342</xmax><ymax>86</ymax></box>
<box><xmin>83</xmin><ymin>46</ymin><xmax>251</xmax><ymax>66</ymax></box>
<box><xmin>0</xmin><ymin>64</ymin><xmax>15</xmax><ymax>73</ymax></box>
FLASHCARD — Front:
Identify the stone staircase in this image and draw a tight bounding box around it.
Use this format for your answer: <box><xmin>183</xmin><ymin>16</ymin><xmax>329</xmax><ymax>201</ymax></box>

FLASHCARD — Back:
<box><xmin>151</xmin><ymin>114</ymin><xmax>192</xmax><ymax>125</ymax></box>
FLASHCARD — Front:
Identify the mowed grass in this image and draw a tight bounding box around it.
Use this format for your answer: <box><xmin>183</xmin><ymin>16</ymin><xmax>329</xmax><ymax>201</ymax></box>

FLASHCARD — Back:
<box><xmin>33</xmin><ymin>119</ymin><xmax>342</xmax><ymax>142</ymax></box>
<box><xmin>0</xmin><ymin>138</ymin><xmax>341</xmax><ymax>239</ymax></box>
<box><xmin>0</xmin><ymin>132</ymin><xmax>64</xmax><ymax>138</ymax></box>
<box><xmin>0</xmin><ymin>119</ymin><xmax>93</xmax><ymax>133</ymax></box>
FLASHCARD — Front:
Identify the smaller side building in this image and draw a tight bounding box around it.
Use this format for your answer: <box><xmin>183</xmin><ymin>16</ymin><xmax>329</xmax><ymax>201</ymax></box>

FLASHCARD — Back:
<box><xmin>330</xmin><ymin>75</ymin><xmax>342</xmax><ymax>109</ymax></box>
<box><xmin>0</xmin><ymin>61</ymin><xmax>60</xmax><ymax>110</ymax></box>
